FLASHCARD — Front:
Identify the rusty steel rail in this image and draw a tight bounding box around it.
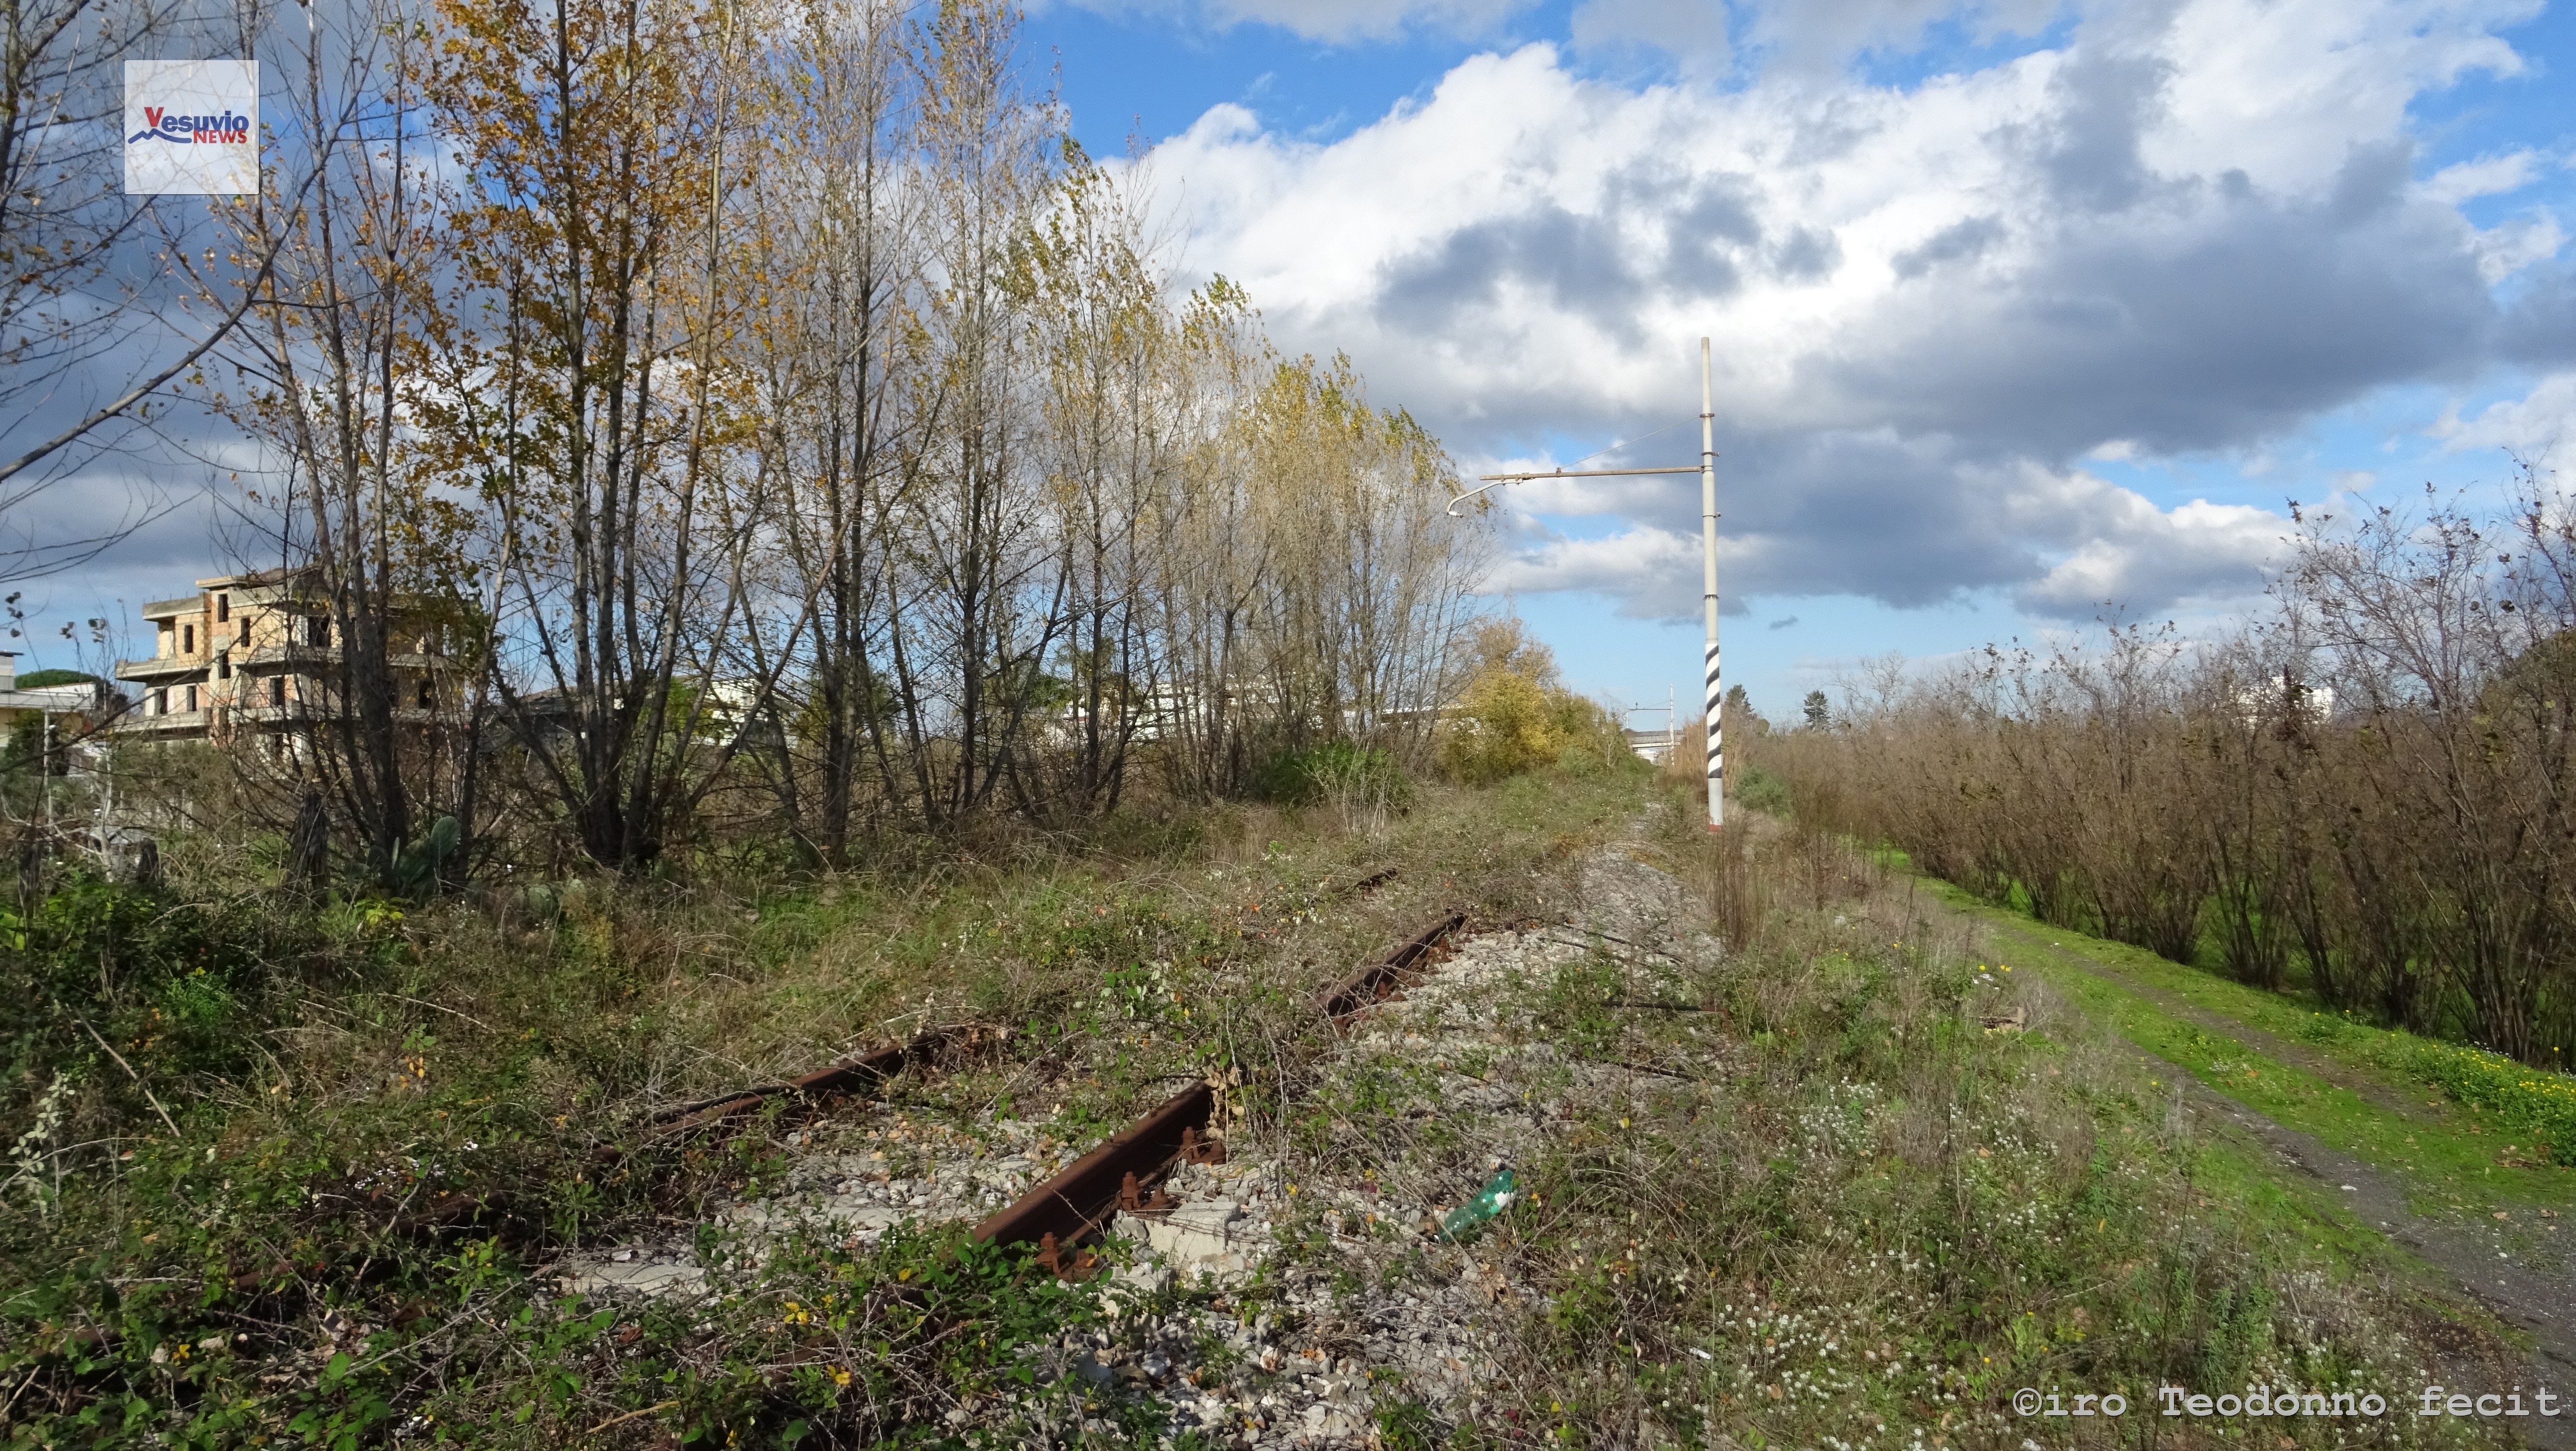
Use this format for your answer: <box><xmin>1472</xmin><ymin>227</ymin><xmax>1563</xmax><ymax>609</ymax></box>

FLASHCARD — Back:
<box><xmin>615</xmin><ymin>910</ymin><xmax>1469</xmax><ymax>1274</ymax></box>
<box><xmin>970</xmin><ymin>1081</ymin><xmax>1221</xmax><ymax>1251</ymax></box>
<box><xmin>972</xmin><ymin>911</ymin><xmax>1468</xmax><ymax>1266</ymax></box>
<box><xmin>644</xmin><ymin>1041</ymin><xmax>913</xmax><ymax>1142</ymax></box>
<box><xmin>1334</xmin><ymin>865</ymin><xmax>1399</xmax><ymax>897</ymax></box>
<box><xmin>1318</xmin><ymin>911</ymin><xmax>1466</xmax><ymax>1022</ymax></box>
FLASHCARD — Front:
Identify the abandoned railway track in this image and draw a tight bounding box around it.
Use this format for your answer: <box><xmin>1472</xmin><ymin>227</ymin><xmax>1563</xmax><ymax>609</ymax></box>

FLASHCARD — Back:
<box><xmin>961</xmin><ymin>908</ymin><xmax>1470</xmax><ymax>1273</ymax></box>
<box><xmin>598</xmin><ymin>906</ymin><xmax>1473</xmax><ymax>1282</ymax></box>
<box><xmin>562</xmin><ymin>865</ymin><xmax>1451</xmax><ymax>1277</ymax></box>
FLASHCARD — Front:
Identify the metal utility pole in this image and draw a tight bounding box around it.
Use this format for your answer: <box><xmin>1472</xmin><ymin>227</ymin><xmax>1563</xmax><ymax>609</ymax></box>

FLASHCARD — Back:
<box><xmin>1698</xmin><ymin>338</ymin><xmax>1722</xmax><ymax>832</ymax></box>
<box><xmin>1447</xmin><ymin>339</ymin><xmax>1725</xmax><ymax>830</ymax></box>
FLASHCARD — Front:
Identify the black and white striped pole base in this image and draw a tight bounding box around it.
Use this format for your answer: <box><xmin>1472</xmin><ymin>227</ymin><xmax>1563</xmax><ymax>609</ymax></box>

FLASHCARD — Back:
<box><xmin>1704</xmin><ymin>641</ymin><xmax>1723</xmax><ymax>830</ymax></box>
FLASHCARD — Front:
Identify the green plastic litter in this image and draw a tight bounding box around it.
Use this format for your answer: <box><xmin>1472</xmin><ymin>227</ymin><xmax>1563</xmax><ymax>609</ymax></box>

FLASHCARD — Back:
<box><xmin>1436</xmin><ymin>1167</ymin><xmax>1519</xmax><ymax>1242</ymax></box>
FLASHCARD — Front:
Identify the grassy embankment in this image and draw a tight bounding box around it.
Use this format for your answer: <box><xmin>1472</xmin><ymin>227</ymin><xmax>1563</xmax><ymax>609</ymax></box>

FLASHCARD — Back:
<box><xmin>1402</xmin><ymin>799</ymin><xmax>2535</xmax><ymax>1450</ymax></box>
<box><xmin>1918</xmin><ymin>877</ymin><xmax>2575</xmax><ymax>1220</ymax></box>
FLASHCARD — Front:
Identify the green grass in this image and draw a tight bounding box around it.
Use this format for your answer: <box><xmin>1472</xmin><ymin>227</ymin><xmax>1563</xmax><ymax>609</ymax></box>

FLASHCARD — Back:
<box><xmin>1925</xmin><ymin>879</ymin><xmax>2576</xmax><ymax>1215</ymax></box>
<box><xmin>2182</xmin><ymin>1129</ymin><xmax>2413</xmax><ymax>1270</ymax></box>
<box><xmin>11</xmin><ymin>764</ymin><xmax>2552</xmax><ymax>1449</ymax></box>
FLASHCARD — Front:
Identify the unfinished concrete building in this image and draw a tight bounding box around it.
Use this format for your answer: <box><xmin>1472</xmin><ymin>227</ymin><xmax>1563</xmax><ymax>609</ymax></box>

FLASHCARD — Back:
<box><xmin>113</xmin><ymin>570</ymin><xmax>461</xmax><ymax>746</ymax></box>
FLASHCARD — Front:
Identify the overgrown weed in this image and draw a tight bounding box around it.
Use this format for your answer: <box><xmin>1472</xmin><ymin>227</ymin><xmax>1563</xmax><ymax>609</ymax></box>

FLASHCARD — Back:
<box><xmin>1</xmin><ymin>770</ymin><xmax>1648</xmax><ymax>1444</ymax></box>
<box><xmin>1346</xmin><ymin>793</ymin><xmax>2528</xmax><ymax>1449</ymax></box>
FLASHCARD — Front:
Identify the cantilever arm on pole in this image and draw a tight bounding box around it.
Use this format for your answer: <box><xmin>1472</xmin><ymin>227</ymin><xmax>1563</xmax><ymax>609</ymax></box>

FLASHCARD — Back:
<box><xmin>1446</xmin><ymin>465</ymin><xmax>1702</xmax><ymax>517</ymax></box>
<box><xmin>1445</xmin><ymin>477</ymin><xmax>1516</xmax><ymax>517</ymax></box>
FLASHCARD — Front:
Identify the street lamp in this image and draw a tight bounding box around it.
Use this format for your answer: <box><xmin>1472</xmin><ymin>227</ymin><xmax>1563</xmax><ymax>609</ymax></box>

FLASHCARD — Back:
<box><xmin>1448</xmin><ymin>337</ymin><xmax>1724</xmax><ymax>831</ymax></box>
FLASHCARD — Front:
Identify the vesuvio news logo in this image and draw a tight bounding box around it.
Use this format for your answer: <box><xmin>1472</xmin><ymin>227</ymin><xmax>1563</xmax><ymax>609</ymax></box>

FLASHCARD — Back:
<box><xmin>128</xmin><ymin>106</ymin><xmax>252</xmax><ymax>146</ymax></box>
<box><xmin>124</xmin><ymin>60</ymin><xmax>257</xmax><ymax>196</ymax></box>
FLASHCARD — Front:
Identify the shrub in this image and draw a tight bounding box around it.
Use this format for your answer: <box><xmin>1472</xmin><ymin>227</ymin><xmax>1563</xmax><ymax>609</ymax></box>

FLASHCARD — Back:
<box><xmin>1</xmin><ymin>875</ymin><xmax>278</xmax><ymax>1098</ymax></box>
<box><xmin>1752</xmin><ymin>478</ymin><xmax>2576</xmax><ymax>1067</ymax></box>
<box><xmin>1445</xmin><ymin>666</ymin><xmax>1562</xmax><ymax>783</ymax></box>
<box><xmin>1442</xmin><ymin>619</ymin><xmax>1629</xmax><ymax>784</ymax></box>
<box><xmin>1735</xmin><ymin>763</ymin><xmax>1792</xmax><ymax>815</ymax></box>
<box><xmin>0</xmin><ymin>874</ymin><xmax>322</xmax><ymax>1207</ymax></box>
<box><xmin>1258</xmin><ymin>739</ymin><xmax>1409</xmax><ymax>807</ymax></box>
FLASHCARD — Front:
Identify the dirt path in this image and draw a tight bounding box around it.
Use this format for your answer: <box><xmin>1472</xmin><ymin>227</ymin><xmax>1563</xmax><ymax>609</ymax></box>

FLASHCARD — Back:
<box><xmin>1957</xmin><ymin>911</ymin><xmax>2576</xmax><ymax>1446</ymax></box>
<box><xmin>2148</xmin><ymin>1051</ymin><xmax>2576</xmax><ymax>1450</ymax></box>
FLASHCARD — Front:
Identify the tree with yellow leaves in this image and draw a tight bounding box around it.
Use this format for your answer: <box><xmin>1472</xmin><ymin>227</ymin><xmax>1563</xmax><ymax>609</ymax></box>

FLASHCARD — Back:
<box><xmin>1442</xmin><ymin>619</ymin><xmax>1625</xmax><ymax>784</ymax></box>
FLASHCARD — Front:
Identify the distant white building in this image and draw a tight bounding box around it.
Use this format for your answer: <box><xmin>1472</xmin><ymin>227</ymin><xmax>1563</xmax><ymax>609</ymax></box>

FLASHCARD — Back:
<box><xmin>0</xmin><ymin>651</ymin><xmax>122</xmax><ymax>756</ymax></box>
<box><xmin>2234</xmin><ymin>673</ymin><xmax>2334</xmax><ymax>726</ymax></box>
<box><xmin>1624</xmin><ymin>726</ymin><xmax>1683</xmax><ymax>764</ymax></box>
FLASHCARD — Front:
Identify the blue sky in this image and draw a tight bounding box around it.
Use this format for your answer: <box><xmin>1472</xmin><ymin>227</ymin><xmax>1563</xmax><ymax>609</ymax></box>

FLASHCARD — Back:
<box><xmin>1021</xmin><ymin>0</ymin><xmax>2576</xmax><ymax>720</ymax></box>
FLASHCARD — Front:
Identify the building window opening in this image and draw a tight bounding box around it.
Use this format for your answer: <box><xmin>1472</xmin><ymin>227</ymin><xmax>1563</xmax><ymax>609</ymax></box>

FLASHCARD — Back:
<box><xmin>152</xmin><ymin>688</ymin><xmax>166</xmax><ymax>716</ymax></box>
<box><xmin>239</xmin><ymin>617</ymin><xmax>250</xmax><ymax>645</ymax></box>
<box><xmin>184</xmin><ymin>684</ymin><xmax>198</xmax><ymax>712</ymax></box>
<box><xmin>271</xmin><ymin>676</ymin><xmax>285</xmax><ymax>708</ymax></box>
<box><xmin>417</xmin><ymin>679</ymin><xmax>434</xmax><ymax>709</ymax></box>
<box><xmin>216</xmin><ymin>594</ymin><xmax>228</xmax><ymax>623</ymax></box>
<box><xmin>216</xmin><ymin>655</ymin><xmax>230</xmax><ymax>681</ymax></box>
<box><xmin>307</xmin><ymin>615</ymin><xmax>328</xmax><ymax>647</ymax></box>
<box><xmin>182</xmin><ymin>623</ymin><xmax>195</xmax><ymax>654</ymax></box>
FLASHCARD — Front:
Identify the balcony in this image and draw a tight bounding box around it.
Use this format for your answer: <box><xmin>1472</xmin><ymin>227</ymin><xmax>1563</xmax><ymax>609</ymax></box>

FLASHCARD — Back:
<box><xmin>232</xmin><ymin>645</ymin><xmax>459</xmax><ymax>673</ymax></box>
<box><xmin>115</xmin><ymin>655</ymin><xmax>209</xmax><ymax>682</ymax></box>
<box><xmin>113</xmin><ymin>708</ymin><xmax>209</xmax><ymax>736</ymax></box>
<box><xmin>240</xmin><ymin>643</ymin><xmax>340</xmax><ymax>669</ymax></box>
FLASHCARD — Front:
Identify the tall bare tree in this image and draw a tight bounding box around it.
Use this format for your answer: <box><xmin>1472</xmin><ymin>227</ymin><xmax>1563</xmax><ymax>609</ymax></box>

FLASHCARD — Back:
<box><xmin>1022</xmin><ymin>161</ymin><xmax>1188</xmax><ymax>818</ymax></box>
<box><xmin>424</xmin><ymin>0</ymin><xmax>765</xmax><ymax>869</ymax></box>
<box><xmin>869</xmin><ymin>0</ymin><xmax>1058</xmax><ymax>829</ymax></box>
<box><xmin>213</xmin><ymin>2</ymin><xmax>456</xmax><ymax>884</ymax></box>
<box><xmin>744</xmin><ymin>0</ymin><xmax>917</xmax><ymax>861</ymax></box>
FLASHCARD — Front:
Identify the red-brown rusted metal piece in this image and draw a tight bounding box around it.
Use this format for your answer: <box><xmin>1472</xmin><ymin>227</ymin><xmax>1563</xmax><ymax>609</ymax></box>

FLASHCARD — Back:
<box><xmin>644</xmin><ymin>1042</ymin><xmax>911</xmax><ymax>1141</ymax></box>
<box><xmin>1116</xmin><ymin>1171</ymin><xmax>1177</xmax><ymax>1215</ymax></box>
<box><xmin>1178</xmin><ymin>1125</ymin><xmax>1226</xmax><ymax>1166</ymax></box>
<box><xmin>1033</xmin><ymin>1231</ymin><xmax>1100</xmax><ymax>1280</ymax></box>
<box><xmin>1317</xmin><ymin>911</ymin><xmax>1467</xmax><ymax>1024</ymax></box>
<box><xmin>971</xmin><ymin>1081</ymin><xmax>1216</xmax><ymax>1251</ymax></box>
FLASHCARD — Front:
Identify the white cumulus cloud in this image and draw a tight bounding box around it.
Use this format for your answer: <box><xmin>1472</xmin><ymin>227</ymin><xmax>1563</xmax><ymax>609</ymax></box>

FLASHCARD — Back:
<box><xmin>2436</xmin><ymin>371</ymin><xmax>2576</xmax><ymax>468</ymax></box>
<box><xmin>1142</xmin><ymin>0</ymin><xmax>2565</xmax><ymax>618</ymax></box>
